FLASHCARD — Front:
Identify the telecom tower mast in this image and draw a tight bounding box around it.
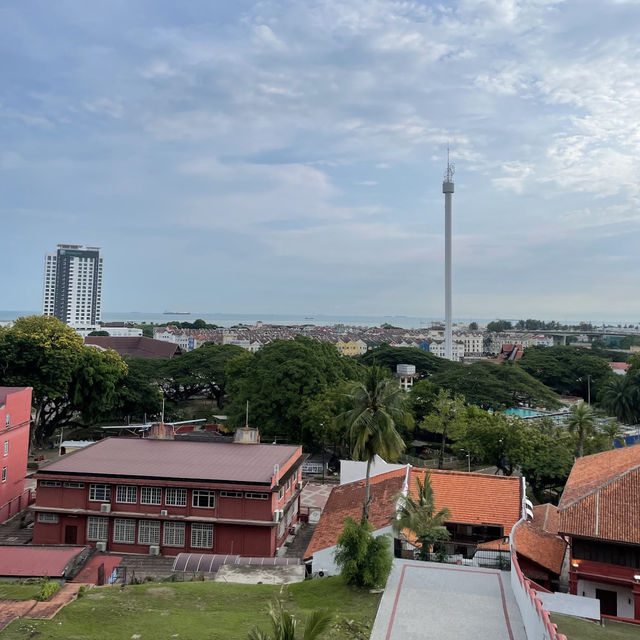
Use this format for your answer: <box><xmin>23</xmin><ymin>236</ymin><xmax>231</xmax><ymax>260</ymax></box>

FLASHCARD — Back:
<box><xmin>442</xmin><ymin>149</ymin><xmax>455</xmax><ymax>361</ymax></box>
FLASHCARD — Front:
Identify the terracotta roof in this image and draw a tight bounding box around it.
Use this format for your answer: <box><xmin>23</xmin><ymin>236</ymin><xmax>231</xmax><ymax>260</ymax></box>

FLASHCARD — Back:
<box><xmin>558</xmin><ymin>445</ymin><xmax>640</xmax><ymax>544</ymax></box>
<box><xmin>0</xmin><ymin>546</ymin><xmax>86</xmax><ymax>578</ymax></box>
<box><xmin>410</xmin><ymin>469</ymin><xmax>522</xmax><ymax>535</ymax></box>
<box><xmin>85</xmin><ymin>336</ymin><xmax>181</xmax><ymax>359</ymax></box>
<box><xmin>477</xmin><ymin>538</ymin><xmax>510</xmax><ymax>552</ymax></box>
<box><xmin>304</xmin><ymin>468</ymin><xmax>406</xmax><ymax>559</ymax></box>
<box><xmin>610</xmin><ymin>362</ymin><xmax>630</xmax><ymax>371</ymax></box>
<box><xmin>514</xmin><ymin>505</ymin><xmax>566</xmax><ymax>575</ymax></box>
<box><xmin>37</xmin><ymin>437</ymin><xmax>302</xmax><ymax>486</ymax></box>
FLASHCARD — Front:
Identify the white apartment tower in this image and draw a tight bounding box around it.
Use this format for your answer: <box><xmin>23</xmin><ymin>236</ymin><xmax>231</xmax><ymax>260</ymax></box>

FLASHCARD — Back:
<box><xmin>42</xmin><ymin>244</ymin><xmax>103</xmax><ymax>326</ymax></box>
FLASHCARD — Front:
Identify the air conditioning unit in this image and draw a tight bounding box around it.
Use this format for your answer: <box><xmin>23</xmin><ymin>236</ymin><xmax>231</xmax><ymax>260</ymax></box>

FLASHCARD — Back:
<box><xmin>100</xmin><ymin>503</ymin><xmax>111</xmax><ymax>513</ymax></box>
<box><xmin>96</xmin><ymin>541</ymin><xmax>107</xmax><ymax>552</ymax></box>
<box><xmin>149</xmin><ymin>545</ymin><xmax>160</xmax><ymax>556</ymax></box>
<box><xmin>273</xmin><ymin>509</ymin><xmax>282</xmax><ymax>523</ymax></box>
<box><xmin>160</xmin><ymin>510</ymin><xmax>168</xmax><ymax>516</ymax></box>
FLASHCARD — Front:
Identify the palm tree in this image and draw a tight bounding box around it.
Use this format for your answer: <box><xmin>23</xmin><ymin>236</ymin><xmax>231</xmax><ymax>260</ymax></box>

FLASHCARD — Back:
<box><xmin>340</xmin><ymin>366</ymin><xmax>410</xmax><ymax>522</ymax></box>
<box><xmin>600</xmin><ymin>418</ymin><xmax>626</xmax><ymax>449</ymax></box>
<box><xmin>566</xmin><ymin>402</ymin><xmax>596</xmax><ymax>457</ymax></box>
<box><xmin>393</xmin><ymin>472</ymin><xmax>451</xmax><ymax>560</ymax></box>
<box><xmin>599</xmin><ymin>375</ymin><xmax>639</xmax><ymax>425</ymax></box>
<box><xmin>248</xmin><ymin>600</ymin><xmax>331</xmax><ymax>640</ymax></box>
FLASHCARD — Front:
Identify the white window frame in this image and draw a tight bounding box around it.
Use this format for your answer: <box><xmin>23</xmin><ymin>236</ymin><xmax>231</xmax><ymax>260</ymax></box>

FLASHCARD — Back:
<box><xmin>5</xmin><ymin>414</ymin><xmax>10</xmax><ymax>428</ymax></box>
<box><xmin>89</xmin><ymin>484</ymin><xmax>111</xmax><ymax>501</ymax></box>
<box><xmin>138</xmin><ymin>519</ymin><xmax>160</xmax><ymax>545</ymax></box>
<box><xmin>140</xmin><ymin>486</ymin><xmax>162</xmax><ymax>505</ymax></box>
<box><xmin>113</xmin><ymin>518</ymin><xmax>136</xmax><ymax>544</ymax></box>
<box><xmin>165</xmin><ymin>488</ymin><xmax>187</xmax><ymax>507</ymax></box>
<box><xmin>1</xmin><ymin>467</ymin><xmax>6</xmax><ymax>483</ymax></box>
<box><xmin>87</xmin><ymin>516</ymin><xmax>108</xmax><ymax>541</ymax></box>
<box><xmin>192</xmin><ymin>490</ymin><xmax>215</xmax><ymax>508</ymax></box>
<box><xmin>163</xmin><ymin>522</ymin><xmax>186</xmax><ymax>547</ymax></box>
<box><xmin>190</xmin><ymin>523</ymin><xmax>214</xmax><ymax>549</ymax></box>
<box><xmin>245</xmin><ymin>492</ymin><xmax>268</xmax><ymax>500</ymax></box>
<box><xmin>220</xmin><ymin>490</ymin><xmax>242</xmax><ymax>498</ymax></box>
<box><xmin>116</xmin><ymin>485</ymin><xmax>138</xmax><ymax>504</ymax></box>
<box><xmin>37</xmin><ymin>512</ymin><xmax>59</xmax><ymax>523</ymax></box>
<box><xmin>40</xmin><ymin>480</ymin><xmax>62</xmax><ymax>487</ymax></box>
<box><xmin>3</xmin><ymin>440</ymin><xmax>8</xmax><ymax>456</ymax></box>
<box><xmin>63</xmin><ymin>482</ymin><xmax>84</xmax><ymax>488</ymax></box>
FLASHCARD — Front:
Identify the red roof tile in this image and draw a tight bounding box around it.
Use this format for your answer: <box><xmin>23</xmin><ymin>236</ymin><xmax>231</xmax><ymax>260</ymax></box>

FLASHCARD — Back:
<box><xmin>0</xmin><ymin>546</ymin><xmax>86</xmax><ymax>578</ymax></box>
<box><xmin>514</xmin><ymin>505</ymin><xmax>566</xmax><ymax>575</ymax></box>
<box><xmin>304</xmin><ymin>469</ymin><xmax>406</xmax><ymax>558</ymax></box>
<box><xmin>558</xmin><ymin>445</ymin><xmax>640</xmax><ymax>544</ymax></box>
<box><xmin>37</xmin><ymin>438</ymin><xmax>302</xmax><ymax>486</ymax></box>
<box><xmin>410</xmin><ymin>469</ymin><xmax>522</xmax><ymax>535</ymax></box>
<box><xmin>85</xmin><ymin>336</ymin><xmax>181</xmax><ymax>359</ymax></box>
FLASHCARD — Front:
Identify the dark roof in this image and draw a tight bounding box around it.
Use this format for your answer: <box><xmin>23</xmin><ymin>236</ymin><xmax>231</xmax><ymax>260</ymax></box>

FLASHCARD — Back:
<box><xmin>304</xmin><ymin>469</ymin><xmax>406</xmax><ymax>559</ymax></box>
<box><xmin>84</xmin><ymin>336</ymin><xmax>181</xmax><ymax>359</ymax></box>
<box><xmin>0</xmin><ymin>545</ymin><xmax>86</xmax><ymax>578</ymax></box>
<box><xmin>558</xmin><ymin>445</ymin><xmax>640</xmax><ymax>545</ymax></box>
<box><xmin>38</xmin><ymin>437</ymin><xmax>302</xmax><ymax>485</ymax></box>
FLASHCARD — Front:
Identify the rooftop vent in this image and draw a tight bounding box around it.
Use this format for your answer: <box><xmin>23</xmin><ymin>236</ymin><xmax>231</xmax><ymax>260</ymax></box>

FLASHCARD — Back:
<box><xmin>234</xmin><ymin>426</ymin><xmax>260</xmax><ymax>444</ymax></box>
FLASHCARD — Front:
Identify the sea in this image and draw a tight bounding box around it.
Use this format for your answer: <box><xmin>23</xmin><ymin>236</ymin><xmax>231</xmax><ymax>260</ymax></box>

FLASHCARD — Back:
<box><xmin>0</xmin><ymin>310</ymin><xmax>448</xmax><ymax>329</ymax></box>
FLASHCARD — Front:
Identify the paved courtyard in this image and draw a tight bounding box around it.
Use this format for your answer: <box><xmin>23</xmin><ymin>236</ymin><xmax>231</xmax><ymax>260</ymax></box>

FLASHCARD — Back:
<box><xmin>370</xmin><ymin>559</ymin><xmax>526</xmax><ymax>640</ymax></box>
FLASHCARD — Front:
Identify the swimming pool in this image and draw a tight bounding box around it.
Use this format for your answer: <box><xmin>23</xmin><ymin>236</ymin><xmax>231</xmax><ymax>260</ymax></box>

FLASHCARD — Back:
<box><xmin>505</xmin><ymin>407</ymin><xmax>549</xmax><ymax>418</ymax></box>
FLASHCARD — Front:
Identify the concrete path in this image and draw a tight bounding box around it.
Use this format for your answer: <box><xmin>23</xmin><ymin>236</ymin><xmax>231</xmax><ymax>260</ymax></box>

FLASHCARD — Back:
<box><xmin>370</xmin><ymin>559</ymin><xmax>526</xmax><ymax>640</ymax></box>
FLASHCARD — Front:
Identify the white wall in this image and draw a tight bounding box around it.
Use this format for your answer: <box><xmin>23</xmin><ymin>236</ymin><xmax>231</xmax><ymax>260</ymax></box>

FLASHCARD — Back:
<box><xmin>339</xmin><ymin>456</ymin><xmax>407</xmax><ymax>485</ymax></box>
<box><xmin>577</xmin><ymin>579</ymin><xmax>634</xmax><ymax>620</ymax></box>
<box><xmin>310</xmin><ymin>525</ymin><xmax>394</xmax><ymax>576</ymax></box>
<box><xmin>537</xmin><ymin>592</ymin><xmax>600</xmax><ymax>620</ymax></box>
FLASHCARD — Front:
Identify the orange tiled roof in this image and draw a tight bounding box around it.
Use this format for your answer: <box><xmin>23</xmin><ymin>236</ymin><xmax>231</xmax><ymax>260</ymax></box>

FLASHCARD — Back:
<box><xmin>477</xmin><ymin>538</ymin><xmax>510</xmax><ymax>551</ymax></box>
<box><xmin>410</xmin><ymin>469</ymin><xmax>522</xmax><ymax>535</ymax></box>
<box><xmin>514</xmin><ymin>504</ymin><xmax>567</xmax><ymax>575</ymax></box>
<box><xmin>304</xmin><ymin>468</ymin><xmax>407</xmax><ymax>559</ymax></box>
<box><xmin>558</xmin><ymin>445</ymin><xmax>640</xmax><ymax>544</ymax></box>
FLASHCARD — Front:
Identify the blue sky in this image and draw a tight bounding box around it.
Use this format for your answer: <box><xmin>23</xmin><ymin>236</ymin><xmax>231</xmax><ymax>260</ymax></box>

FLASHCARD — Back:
<box><xmin>1</xmin><ymin>0</ymin><xmax>640</xmax><ymax>320</ymax></box>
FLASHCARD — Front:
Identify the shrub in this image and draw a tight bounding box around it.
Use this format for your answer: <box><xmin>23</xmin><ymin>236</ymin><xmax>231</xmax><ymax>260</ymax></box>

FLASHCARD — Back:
<box><xmin>334</xmin><ymin>517</ymin><xmax>392</xmax><ymax>589</ymax></box>
<box><xmin>36</xmin><ymin>580</ymin><xmax>60</xmax><ymax>601</ymax></box>
<box><xmin>77</xmin><ymin>585</ymin><xmax>87</xmax><ymax>598</ymax></box>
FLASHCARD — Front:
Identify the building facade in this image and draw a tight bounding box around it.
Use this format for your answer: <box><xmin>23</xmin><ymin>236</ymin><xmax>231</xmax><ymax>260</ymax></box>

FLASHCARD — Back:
<box><xmin>32</xmin><ymin>437</ymin><xmax>305</xmax><ymax>557</ymax></box>
<box><xmin>42</xmin><ymin>244</ymin><xmax>103</xmax><ymax>327</ymax></box>
<box><xmin>559</xmin><ymin>447</ymin><xmax>640</xmax><ymax>621</ymax></box>
<box><xmin>0</xmin><ymin>387</ymin><xmax>32</xmax><ymax>522</ymax></box>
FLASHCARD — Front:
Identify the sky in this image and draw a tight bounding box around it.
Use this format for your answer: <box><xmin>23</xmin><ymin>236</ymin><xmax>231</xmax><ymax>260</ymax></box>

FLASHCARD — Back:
<box><xmin>1</xmin><ymin>0</ymin><xmax>640</xmax><ymax>321</ymax></box>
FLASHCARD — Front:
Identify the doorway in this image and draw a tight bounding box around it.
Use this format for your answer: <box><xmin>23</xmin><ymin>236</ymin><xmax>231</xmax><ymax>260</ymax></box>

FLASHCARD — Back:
<box><xmin>595</xmin><ymin>588</ymin><xmax>617</xmax><ymax>616</ymax></box>
<box><xmin>64</xmin><ymin>525</ymin><xmax>78</xmax><ymax>544</ymax></box>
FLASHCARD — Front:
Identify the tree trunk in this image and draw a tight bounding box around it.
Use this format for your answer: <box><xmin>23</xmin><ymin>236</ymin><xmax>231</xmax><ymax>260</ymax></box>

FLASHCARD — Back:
<box><xmin>439</xmin><ymin>428</ymin><xmax>446</xmax><ymax>470</ymax></box>
<box><xmin>362</xmin><ymin>457</ymin><xmax>372</xmax><ymax>523</ymax></box>
<box><xmin>577</xmin><ymin>428</ymin><xmax>584</xmax><ymax>457</ymax></box>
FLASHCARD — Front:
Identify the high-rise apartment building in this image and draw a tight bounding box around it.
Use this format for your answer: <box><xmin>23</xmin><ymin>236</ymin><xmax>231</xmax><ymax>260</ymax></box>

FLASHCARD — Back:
<box><xmin>42</xmin><ymin>245</ymin><xmax>103</xmax><ymax>326</ymax></box>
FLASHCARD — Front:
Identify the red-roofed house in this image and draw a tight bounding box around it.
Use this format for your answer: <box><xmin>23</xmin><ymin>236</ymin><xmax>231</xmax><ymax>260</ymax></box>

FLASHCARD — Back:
<box><xmin>610</xmin><ymin>362</ymin><xmax>630</xmax><ymax>375</ymax></box>
<box><xmin>0</xmin><ymin>387</ymin><xmax>32</xmax><ymax>523</ymax></box>
<box><xmin>558</xmin><ymin>445</ymin><xmax>640</xmax><ymax>620</ymax></box>
<box><xmin>32</xmin><ymin>436</ymin><xmax>306</xmax><ymax>557</ymax></box>
<box><xmin>511</xmin><ymin>504</ymin><xmax>567</xmax><ymax>590</ymax></box>
<box><xmin>304</xmin><ymin>468</ymin><xmax>407</xmax><ymax>574</ymax></box>
<box><xmin>304</xmin><ymin>466</ymin><xmax>523</xmax><ymax>574</ymax></box>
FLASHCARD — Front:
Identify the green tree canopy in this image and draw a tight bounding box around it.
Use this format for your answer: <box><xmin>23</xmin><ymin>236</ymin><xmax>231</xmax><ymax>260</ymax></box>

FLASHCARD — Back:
<box><xmin>428</xmin><ymin>361</ymin><xmax>561</xmax><ymax>410</ymax></box>
<box><xmin>225</xmin><ymin>336</ymin><xmax>361</xmax><ymax>442</ymax></box>
<box><xmin>565</xmin><ymin>402</ymin><xmax>597</xmax><ymax>457</ymax></box>
<box><xmin>487</xmin><ymin>320</ymin><xmax>513</xmax><ymax>332</ymax></box>
<box><xmin>598</xmin><ymin>374</ymin><xmax>640</xmax><ymax>425</ymax></box>
<box><xmin>359</xmin><ymin>344</ymin><xmax>452</xmax><ymax>378</ymax></box>
<box><xmin>518</xmin><ymin>346</ymin><xmax>612</xmax><ymax>400</ymax></box>
<box><xmin>0</xmin><ymin>315</ymin><xmax>127</xmax><ymax>443</ymax></box>
<box><xmin>420</xmin><ymin>389</ymin><xmax>466</xmax><ymax>469</ymax></box>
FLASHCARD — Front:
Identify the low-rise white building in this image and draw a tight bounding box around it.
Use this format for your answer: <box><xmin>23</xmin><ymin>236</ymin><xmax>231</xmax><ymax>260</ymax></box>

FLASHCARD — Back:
<box><xmin>429</xmin><ymin>340</ymin><xmax>465</xmax><ymax>361</ymax></box>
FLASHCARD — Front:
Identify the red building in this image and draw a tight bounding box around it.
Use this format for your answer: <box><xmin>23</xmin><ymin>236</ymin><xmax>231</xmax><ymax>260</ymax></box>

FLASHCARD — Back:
<box><xmin>32</xmin><ymin>435</ymin><xmax>305</xmax><ymax>557</ymax></box>
<box><xmin>559</xmin><ymin>446</ymin><xmax>640</xmax><ymax>621</ymax></box>
<box><xmin>0</xmin><ymin>387</ymin><xmax>32</xmax><ymax>523</ymax></box>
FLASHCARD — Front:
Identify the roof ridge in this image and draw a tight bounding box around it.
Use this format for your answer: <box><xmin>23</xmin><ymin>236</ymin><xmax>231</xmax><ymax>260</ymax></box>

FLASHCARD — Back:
<box><xmin>559</xmin><ymin>463</ymin><xmax>640</xmax><ymax>511</ymax></box>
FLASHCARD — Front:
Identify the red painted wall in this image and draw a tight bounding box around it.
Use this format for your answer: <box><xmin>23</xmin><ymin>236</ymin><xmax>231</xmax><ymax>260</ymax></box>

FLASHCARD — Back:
<box><xmin>0</xmin><ymin>388</ymin><xmax>32</xmax><ymax>520</ymax></box>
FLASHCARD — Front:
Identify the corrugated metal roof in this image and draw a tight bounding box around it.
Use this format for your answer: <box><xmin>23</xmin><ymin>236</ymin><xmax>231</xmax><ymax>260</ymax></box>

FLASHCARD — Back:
<box><xmin>0</xmin><ymin>546</ymin><xmax>85</xmax><ymax>577</ymax></box>
<box><xmin>38</xmin><ymin>437</ymin><xmax>301</xmax><ymax>485</ymax></box>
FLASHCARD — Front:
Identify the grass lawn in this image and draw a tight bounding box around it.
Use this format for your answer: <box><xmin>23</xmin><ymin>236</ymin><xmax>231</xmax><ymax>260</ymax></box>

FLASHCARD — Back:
<box><xmin>1</xmin><ymin>576</ymin><xmax>380</xmax><ymax>640</ymax></box>
<box><xmin>0</xmin><ymin>582</ymin><xmax>42</xmax><ymax>601</ymax></box>
<box><xmin>552</xmin><ymin>614</ymin><xmax>640</xmax><ymax>639</ymax></box>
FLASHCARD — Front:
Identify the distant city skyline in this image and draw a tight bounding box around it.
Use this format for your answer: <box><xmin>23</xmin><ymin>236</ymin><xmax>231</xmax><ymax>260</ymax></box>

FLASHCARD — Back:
<box><xmin>2</xmin><ymin>2</ymin><xmax>640</xmax><ymax>318</ymax></box>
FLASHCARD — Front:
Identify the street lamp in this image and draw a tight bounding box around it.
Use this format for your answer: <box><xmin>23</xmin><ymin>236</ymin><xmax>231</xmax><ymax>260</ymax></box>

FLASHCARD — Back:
<box><xmin>577</xmin><ymin>375</ymin><xmax>592</xmax><ymax>405</ymax></box>
<box><xmin>459</xmin><ymin>448</ymin><xmax>471</xmax><ymax>473</ymax></box>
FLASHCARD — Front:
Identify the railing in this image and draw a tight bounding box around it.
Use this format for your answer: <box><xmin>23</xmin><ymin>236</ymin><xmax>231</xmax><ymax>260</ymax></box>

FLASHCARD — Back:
<box><xmin>510</xmin><ymin>522</ymin><xmax>567</xmax><ymax>640</ymax></box>
<box><xmin>399</xmin><ymin>454</ymin><xmax>457</xmax><ymax>468</ymax></box>
<box><xmin>0</xmin><ymin>489</ymin><xmax>35</xmax><ymax>524</ymax></box>
<box><xmin>419</xmin><ymin>542</ymin><xmax>511</xmax><ymax>570</ymax></box>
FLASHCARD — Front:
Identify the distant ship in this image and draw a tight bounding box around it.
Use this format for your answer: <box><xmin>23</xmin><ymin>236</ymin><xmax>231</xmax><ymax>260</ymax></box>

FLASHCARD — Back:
<box><xmin>163</xmin><ymin>311</ymin><xmax>191</xmax><ymax>315</ymax></box>
<box><xmin>304</xmin><ymin>316</ymin><xmax>315</xmax><ymax>320</ymax></box>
